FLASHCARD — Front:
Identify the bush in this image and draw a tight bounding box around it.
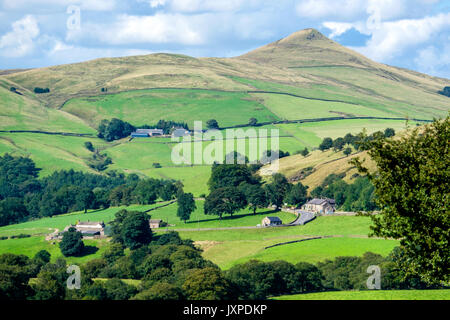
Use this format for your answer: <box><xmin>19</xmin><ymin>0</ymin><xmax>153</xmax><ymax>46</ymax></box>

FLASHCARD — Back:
<box><xmin>33</xmin><ymin>87</ymin><xmax>50</xmax><ymax>94</ymax></box>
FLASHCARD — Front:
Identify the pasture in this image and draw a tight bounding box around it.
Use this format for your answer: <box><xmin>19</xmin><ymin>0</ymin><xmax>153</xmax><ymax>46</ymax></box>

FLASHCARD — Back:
<box><xmin>273</xmin><ymin>289</ymin><xmax>450</xmax><ymax>300</ymax></box>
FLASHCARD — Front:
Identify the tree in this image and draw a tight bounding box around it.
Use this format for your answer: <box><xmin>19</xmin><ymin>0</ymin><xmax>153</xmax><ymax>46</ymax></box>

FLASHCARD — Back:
<box><xmin>132</xmin><ymin>282</ymin><xmax>184</xmax><ymax>300</ymax></box>
<box><xmin>438</xmin><ymin>86</ymin><xmax>450</xmax><ymax>97</ymax></box>
<box><xmin>59</xmin><ymin>227</ymin><xmax>85</xmax><ymax>257</ymax></box>
<box><xmin>351</xmin><ymin>116</ymin><xmax>450</xmax><ymax>284</ymax></box>
<box><xmin>343</xmin><ymin>147</ymin><xmax>352</xmax><ymax>157</ymax></box>
<box><xmin>239</xmin><ymin>183</ymin><xmax>268</xmax><ymax>214</ymax></box>
<box><xmin>384</xmin><ymin>128</ymin><xmax>395</xmax><ymax>138</ymax></box>
<box><xmin>284</xmin><ymin>183</ymin><xmax>308</xmax><ymax>207</ymax></box>
<box><xmin>248</xmin><ymin>117</ymin><xmax>258</xmax><ymax>126</ymax></box>
<box><xmin>204</xmin><ymin>187</ymin><xmax>247</xmax><ymax>219</ymax></box>
<box><xmin>300</xmin><ymin>148</ymin><xmax>309</xmax><ymax>157</ymax></box>
<box><xmin>208</xmin><ymin>164</ymin><xmax>256</xmax><ymax>191</ymax></box>
<box><xmin>295</xmin><ymin>262</ymin><xmax>324</xmax><ymax>293</ymax></box>
<box><xmin>264</xmin><ymin>173</ymin><xmax>291</xmax><ymax>209</ymax></box>
<box><xmin>177</xmin><ymin>192</ymin><xmax>196</xmax><ymax>223</ymax></box>
<box><xmin>206</xmin><ymin>119</ymin><xmax>219</xmax><ymax>130</ymax></box>
<box><xmin>97</xmin><ymin>118</ymin><xmax>135</xmax><ymax>142</ymax></box>
<box><xmin>182</xmin><ymin>267</ymin><xmax>230</xmax><ymax>300</ymax></box>
<box><xmin>332</xmin><ymin>137</ymin><xmax>345</xmax><ymax>151</ymax></box>
<box><xmin>84</xmin><ymin>141</ymin><xmax>94</xmax><ymax>152</ymax></box>
<box><xmin>76</xmin><ymin>188</ymin><xmax>95</xmax><ymax>213</ymax></box>
<box><xmin>319</xmin><ymin>137</ymin><xmax>333</xmax><ymax>151</ymax></box>
<box><xmin>119</xmin><ymin>211</ymin><xmax>153</xmax><ymax>250</ymax></box>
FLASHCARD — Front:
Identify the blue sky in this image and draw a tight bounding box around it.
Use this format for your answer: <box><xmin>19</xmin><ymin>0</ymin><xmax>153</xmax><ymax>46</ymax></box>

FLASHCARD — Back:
<box><xmin>0</xmin><ymin>0</ymin><xmax>449</xmax><ymax>78</ymax></box>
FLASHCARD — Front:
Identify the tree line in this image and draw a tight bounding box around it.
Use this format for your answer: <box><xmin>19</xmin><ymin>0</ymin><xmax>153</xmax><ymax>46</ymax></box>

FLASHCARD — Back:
<box><xmin>0</xmin><ymin>234</ymin><xmax>441</xmax><ymax>300</ymax></box>
<box><xmin>0</xmin><ymin>153</ymin><xmax>182</xmax><ymax>227</ymax></box>
<box><xmin>98</xmin><ymin>118</ymin><xmax>189</xmax><ymax>141</ymax></box>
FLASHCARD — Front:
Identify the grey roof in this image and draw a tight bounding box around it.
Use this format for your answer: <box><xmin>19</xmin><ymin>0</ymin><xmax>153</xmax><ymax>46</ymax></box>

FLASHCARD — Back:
<box><xmin>79</xmin><ymin>230</ymin><xmax>101</xmax><ymax>235</ymax></box>
<box><xmin>265</xmin><ymin>216</ymin><xmax>282</xmax><ymax>222</ymax></box>
<box><xmin>136</xmin><ymin>129</ymin><xmax>164</xmax><ymax>134</ymax></box>
<box><xmin>306</xmin><ymin>198</ymin><xmax>335</xmax><ymax>206</ymax></box>
<box><xmin>149</xmin><ymin>219</ymin><xmax>163</xmax><ymax>223</ymax></box>
<box><xmin>172</xmin><ymin>128</ymin><xmax>190</xmax><ymax>137</ymax></box>
<box><xmin>77</xmin><ymin>221</ymin><xmax>104</xmax><ymax>226</ymax></box>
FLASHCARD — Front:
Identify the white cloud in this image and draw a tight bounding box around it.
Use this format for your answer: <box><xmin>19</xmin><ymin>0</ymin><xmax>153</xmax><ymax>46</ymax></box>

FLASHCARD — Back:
<box><xmin>85</xmin><ymin>14</ymin><xmax>205</xmax><ymax>45</ymax></box>
<box><xmin>354</xmin><ymin>12</ymin><xmax>450</xmax><ymax>62</ymax></box>
<box><xmin>0</xmin><ymin>15</ymin><xmax>39</xmax><ymax>57</ymax></box>
<box><xmin>296</xmin><ymin>0</ymin><xmax>366</xmax><ymax>20</ymax></box>
<box><xmin>414</xmin><ymin>44</ymin><xmax>450</xmax><ymax>77</ymax></box>
<box><xmin>322</xmin><ymin>22</ymin><xmax>354</xmax><ymax>38</ymax></box>
<box><xmin>1</xmin><ymin>0</ymin><xmax>116</xmax><ymax>11</ymax></box>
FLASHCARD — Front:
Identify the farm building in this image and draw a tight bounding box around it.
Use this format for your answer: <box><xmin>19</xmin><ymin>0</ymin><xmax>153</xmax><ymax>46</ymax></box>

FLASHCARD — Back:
<box><xmin>262</xmin><ymin>216</ymin><xmax>283</xmax><ymax>227</ymax></box>
<box><xmin>171</xmin><ymin>128</ymin><xmax>191</xmax><ymax>138</ymax></box>
<box><xmin>131</xmin><ymin>128</ymin><xmax>164</xmax><ymax>137</ymax></box>
<box><xmin>149</xmin><ymin>219</ymin><xmax>163</xmax><ymax>229</ymax></box>
<box><xmin>302</xmin><ymin>198</ymin><xmax>336</xmax><ymax>214</ymax></box>
<box><xmin>64</xmin><ymin>221</ymin><xmax>105</xmax><ymax>236</ymax></box>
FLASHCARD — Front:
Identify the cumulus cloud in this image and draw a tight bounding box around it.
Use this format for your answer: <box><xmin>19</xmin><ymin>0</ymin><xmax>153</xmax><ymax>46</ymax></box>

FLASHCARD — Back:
<box><xmin>0</xmin><ymin>15</ymin><xmax>40</xmax><ymax>57</ymax></box>
<box><xmin>1</xmin><ymin>0</ymin><xmax>116</xmax><ymax>11</ymax></box>
<box><xmin>353</xmin><ymin>12</ymin><xmax>450</xmax><ymax>62</ymax></box>
<box><xmin>81</xmin><ymin>13</ymin><xmax>205</xmax><ymax>45</ymax></box>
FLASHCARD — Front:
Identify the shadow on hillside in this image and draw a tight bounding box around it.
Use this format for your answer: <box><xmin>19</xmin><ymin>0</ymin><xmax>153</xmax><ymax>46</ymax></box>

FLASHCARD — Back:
<box><xmin>185</xmin><ymin>209</ymin><xmax>280</xmax><ymax>225</ymax></box>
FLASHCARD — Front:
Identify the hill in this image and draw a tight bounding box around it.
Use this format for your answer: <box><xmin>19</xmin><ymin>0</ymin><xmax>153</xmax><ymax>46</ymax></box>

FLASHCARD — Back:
<box><xmin>0</xmin><ymin>28</ymin><xmax>448</xmax><ymax>192</ymax></box>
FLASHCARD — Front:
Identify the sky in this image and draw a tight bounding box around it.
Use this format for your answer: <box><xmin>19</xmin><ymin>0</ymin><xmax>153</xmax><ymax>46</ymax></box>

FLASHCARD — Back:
<box><xmin>0</xmin><ymin>0</ymin><xmax>449</xmax><ymax>79</ymax></box>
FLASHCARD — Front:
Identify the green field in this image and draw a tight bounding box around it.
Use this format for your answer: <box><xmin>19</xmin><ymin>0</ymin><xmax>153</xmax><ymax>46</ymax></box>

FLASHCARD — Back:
<box><xmin>173</xmin><ymin>215</ymin><xmax>399</xmax><ymax>269</ymax></box>
<box><xmin>274</xmin><ymin>289</ymin><xmax>450</xmax><ymax>300</ymax></box>
<box><xmin>0</xmin><ymin>236</ymin><xmax>110</xmax><ymax>264</ymax></box>
<box><xmin>62</xmin><ymin>89</ymin><xmax>280</xmax><ymax>129</ymax></box>
<box><xmin>0</xmin><ymin>204</ymin><xmax>159</xmax><ymax>237</ymax></box>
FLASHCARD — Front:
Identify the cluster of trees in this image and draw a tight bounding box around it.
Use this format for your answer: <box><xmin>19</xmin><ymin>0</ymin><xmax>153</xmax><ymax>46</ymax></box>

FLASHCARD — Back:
<box><xmin>2</xmin><ymin>241</ymin><xmax>441</xmax><ymax>300</ymax></box>
<box><xmin>33</xmin><ymin>87</ymin><xmax>50</xmax><ymax>94</ymax></box>
<box><xmin>202</xmin><ymin>159</ymin><xmax>308</xmax><ymax>221</ymax></box>
<box><xmin>84</xmin><ymin>141</ymin><xmax>112</xmax><ymax>171</ymax></box>
<box><xmin>0</xmin><ymin>154</ymin><xmax>181</xmax><ymax>227</ymax></box>
<box><xmin>311</xmin><ymin>173</ymin><xmax>378</xmax><ymax>212</ymax></box>
<box><xmin>98</xmin><ymin>118</ymin><xmax>136</xmax><ymax>142</ymax></box>
<box><xmin>98</xmin><ymin>118</ymin><xmax>190</xmax><ymax>141</ymax></box>
<box><xmin>318</xmin><ymin>128</ymin><xmax>396</xmax><ymax>153</ymax></box>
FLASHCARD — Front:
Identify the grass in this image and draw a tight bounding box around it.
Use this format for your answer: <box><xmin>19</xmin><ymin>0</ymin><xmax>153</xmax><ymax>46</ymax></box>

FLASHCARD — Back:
<box><xmin>0</xmin><ymin>204</ymin><xmax>160</xmax><ymax>238</ymax></box>
<box><xmin>150</xmin><ymin>201</ymin><xmax>297</xmax><ymax>229</ymax></box>
<box><xmin>273</xmin><ymin>289</ymin><xmax>450</xmax><ymax>300</ymax></box>
<box><xmin>62</xmin><ymin>89</ymin><xmax>279</xmax><ymax>129</ymax></box>
<box><xmin>171</xmin><ymin>215</ymin><xmax>399</xmax><ymax>269</ymax></box>
<box><xmin>228</xmin><ymin>237</ymin><xmax>398</xmax><ymax>267</ymax></box>
<box><xmin>0</xmin><ymin>236</ymin><xmax>110</xmax><ymax>264</ymax></box>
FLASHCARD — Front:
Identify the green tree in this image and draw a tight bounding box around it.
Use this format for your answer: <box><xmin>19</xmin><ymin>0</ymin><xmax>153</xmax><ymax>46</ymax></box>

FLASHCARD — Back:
<box><xmin>132</xmin><ymin>282</ymin><xmax>184</xmax><ymax>300</ymax></box>
<box><xmin>84</xmin><ymin>141</ymin><xmax>94</xmax><ymax>152</ymax></box>
<box><xmin>343</xmin><ymin>147</ymin><xmax>352</xmax><ymax>157</ymax></box>
<box><xmin>206</xmin><ymin>119</ymin><xmax>219</xmax><ymax>130</ymax></box>
<box><xmin>284</xmin><ymin>182</ymin><xmax>308</xmax><ymax>207</ymax></box>
<box><xmin>384</xmin><ymin>128</ymin><xmax>396</xmax><ymax>138</ymax></box>
<box><xmin>248</xmin><ymin>117</ymin><xmax>258</xmax><ymax>126</ymax></box>
<box><xmin>300</xmin><ymin>147</ymin><xmax>309</xmax><ymax>157</ymax></box>
<box><xmin>182</xmin><ymin>267</ymin><xmax>230</xmax><ymax>300</ymax></box>
<box><xmin>332</xmin><ymin>137</ymin><xmax>345</xmax><ymax>151</ymax></box>
<box><xmin>351</xmin><ymin>116</ymin><xmax>450</xmax><ymax>284</ymax></box>
<box><xmin>208</xmin><ymin>164</ymin><xmax>256</xmax><ymax>191</ymax></box>
<box><xmin>295</xmin><ymin>262</ymin><xmax>324</xmax><ymax>293</ymax></box>
<box><xmin>59</xmin><ymin>227</ymin><xmax>85</xmax><ymax>257</ymax></box>
<box><xmin>239</xmin><ymin>183</ymin><xmax>268</xmax><ymax>214</ymax></box>
<box><xmin>264</xmin><ymin>173</ymin><xmax>291</xmax><ymax>209</ymax></box>
<box><xmin>319</xmin><ymin>137</ymin><xmax>333</xmax><ymax>151</ymax></box>
<box><xmin>177</xmin><ymin>192</ymin><xmax>196</xmax><ymax>223</ymax></box>
<box><xmin>120</xmin><ymin>211</ymin><xmax>153</xmax><ymax>250</ymax></box>
<box><xmin>204</xmin><ymin>187</ymin><xmax>247</xmax><ymax>219</ymax></box>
